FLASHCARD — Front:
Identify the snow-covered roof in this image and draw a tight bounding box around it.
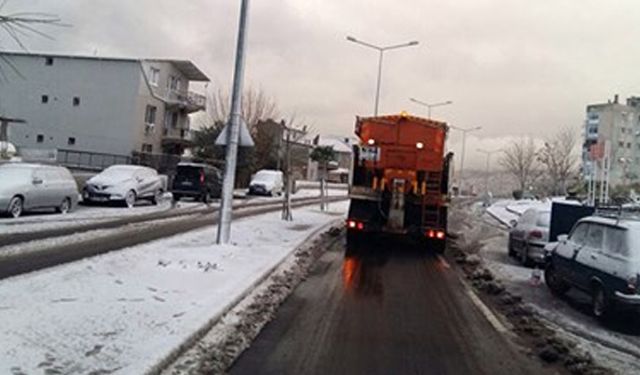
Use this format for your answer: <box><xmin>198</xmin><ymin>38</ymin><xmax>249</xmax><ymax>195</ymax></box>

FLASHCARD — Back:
<box><xmin>317</xmin><ymin>136</ymin><xmax>352</xmax><ymax>153</ymax></box>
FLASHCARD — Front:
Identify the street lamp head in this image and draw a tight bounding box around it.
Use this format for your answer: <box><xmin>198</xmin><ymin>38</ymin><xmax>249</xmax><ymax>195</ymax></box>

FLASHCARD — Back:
<box><xmin>408</xmin><ymin>41</ymin><xmax>419</xmax><ymax>46</ymax></box>
<box><xmin>346</xmin><ymin>36</ymin><xmax>357</xmax><ymax>42</ymax></box>
<box><xmin>445</xmin><ymin>100</ymin><xmax>453</xmax><ymax>105</ymax></box>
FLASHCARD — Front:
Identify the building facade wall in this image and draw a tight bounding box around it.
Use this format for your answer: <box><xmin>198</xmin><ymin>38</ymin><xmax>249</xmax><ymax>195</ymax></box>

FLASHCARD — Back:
<box><xmin>0</xmin><ymin>54</ymin><xmax>141</xmax><ymax>157</ymax></box>
<box><xmin>583</xmin><ymin>97</ymin><xmax>640</xmax><ymax>187</ymax></box>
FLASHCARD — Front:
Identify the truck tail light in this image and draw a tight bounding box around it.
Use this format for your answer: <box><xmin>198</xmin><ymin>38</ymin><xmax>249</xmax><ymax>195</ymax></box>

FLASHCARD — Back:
<box><xmin>529</xmin><ymin>230</ymin><xmax>543</xmax><ymax>239</ymax></box>
<box><xmin>200</xmin><ymin>171</ymin><xmax>205</xmax><ymax>184</ymax></box>
<box><xmin>425</xmin><ymin>230</ymin><xmax>445</xmax><ymax>240</ymax></box>
<box><xmin>346</xmin><ymin>220</ymin><xmax>365</xmax><ymax>231</ymax></box>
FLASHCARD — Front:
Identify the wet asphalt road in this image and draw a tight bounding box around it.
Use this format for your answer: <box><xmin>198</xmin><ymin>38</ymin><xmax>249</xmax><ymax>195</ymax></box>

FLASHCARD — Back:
<box><xmin>230</xmin><ymin>237</ymin><xmax>549</xmax><ymax>375</ymax></box>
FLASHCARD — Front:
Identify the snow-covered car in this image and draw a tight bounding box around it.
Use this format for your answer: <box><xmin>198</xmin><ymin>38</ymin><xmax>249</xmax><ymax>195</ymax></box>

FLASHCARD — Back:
<box><xmin>545</xmin><ymin>216</ymin><xmax>640</xmax><ymax>318</ymax></box>
<box><xmin>508</xmin><ymin>207</ymin><xmax>551</xmax><ymax>266</ymax></box>
<box><xmin>248</xmin><ymin>170</ymin><xmax>283</xmax><ymax>196</ymax></box>
<box><xmin>83</xmin><ymin>165</ymin><xmax>165</xmax><ymax>207</ymax></box>
<box><xmin>0</xmin><ymin>163</ymin><xmax>79</xmax><ymax>218</ymax></box>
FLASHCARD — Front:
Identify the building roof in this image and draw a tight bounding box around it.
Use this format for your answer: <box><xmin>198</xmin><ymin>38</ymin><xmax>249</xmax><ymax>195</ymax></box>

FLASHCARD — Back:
<box><xmin>0</xmin><ymin>51</ymin><xmax>209</xmax><ymax>81</ymax></box>
<box><xmin>317</xmin><ymin>136</ymin><xmax>352</xmax><ymax>154</ymax></box>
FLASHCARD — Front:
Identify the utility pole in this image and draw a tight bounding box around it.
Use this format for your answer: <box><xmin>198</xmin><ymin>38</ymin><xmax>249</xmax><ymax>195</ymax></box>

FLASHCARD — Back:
<box><xmin>346</xmin><ymin>36</ymin><xmax>419</xmax><ymax>116</ymax></box>
<box><xmin>477</xmin><ymin>149</ymin><xmax>499</xmax><ymax>196</ymax></box>
<box><xmin>409</xmin><ymin>98</ymin><xmax>453</xmax><ymax>120</ymax></box>
<box><xmin>282</xmin><ymin>126</ymin><xmax>293</xmax><ymax>221</ymax></box>
<box><xmin>450</xmin><ymin>125</ymin><xmax>481</xmax><ymax>196</ymax></box>
<box><xmin>216</xmin><ymin>0</ymin><xmax>250</xmax><ymax>244</ymax></box>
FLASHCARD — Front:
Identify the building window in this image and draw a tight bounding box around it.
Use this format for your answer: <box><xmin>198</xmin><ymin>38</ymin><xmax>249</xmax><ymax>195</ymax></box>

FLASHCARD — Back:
<box><xmin>73</xmin><ymin>97</ymin><xmax>80</xmax><ymax>106</ymax></box>
<box><xmin>168</xmin><ymin>76</ymin><xmax>181</xmax><ymax>91</ymax></box>
<box><xmin>171</xmin><ymin>112</ymin><xmax>179</xmax><ymax>128</ymax></box>
<box><xmin>144</xmin><ymin>105</ymin><xmax>157</xmax><ymax>125</ymax></box>
<box><xmin>41</xmin><ymin>95</ymin><xmax>49</xmax><ymax>103</ymax></box>
<box><xmin>37</xmin><ymin>134</ymin><xmax>44</xmax><ymax>143</ymax></box>
<box><xmin>619</xmin><ymin>141</ymin><xmax>625</xmax><ymax>147</ymax></box>
<box><xmin>141</xmin><ymin>144</ymin><xmax>153</xmax><ymax>153</ymax></box>
<box><xmin>45</xmin><ymin>57</ymin><xmax>54</xmax><ymax>66</ymax></box>
<box><xmin>149</xmin><ymin>67</ymin><xmax>160</xmax><ymax>86</ymax></box>
<box><xmin>628</xmin><ymin>142</ymin><xmax>632</xmax><ymax>149</ymax></box>
<box><xmin>67</xmin><ymin>137</ymin><xmax>76</xmax><ymax>146</ymax></box>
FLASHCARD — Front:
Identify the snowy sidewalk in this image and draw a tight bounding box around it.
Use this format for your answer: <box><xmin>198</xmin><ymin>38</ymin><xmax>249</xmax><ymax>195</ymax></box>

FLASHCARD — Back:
<box><xmin>0</xmin><ymin>201</ymin><xmax>348</xmax><ymax>375</ymax></box>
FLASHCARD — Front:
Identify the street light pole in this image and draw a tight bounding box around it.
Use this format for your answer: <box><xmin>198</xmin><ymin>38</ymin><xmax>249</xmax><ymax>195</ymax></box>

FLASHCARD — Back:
<box><xmin>217</xmin><ymin>0</ymin><xmax>250</xmax><ymax>244</ymax></box>
<box><xmin>409</xmin><ymin>98</ymin><xmax>453</xmax><ymax>119</ymax></box>
<box><xmin>450</xmin><ymin>125</ymin><xmax>481</xmax><ymax>196</ymax></box>
<box><xmin>477</xmin><ymin>149</ymin><xmax>499</xmax><ymax>195</ymax></box>
<box><xmin>346</xmin><ymin>36</ymin><xmax>419</xmax><ymax>116</ymax></box>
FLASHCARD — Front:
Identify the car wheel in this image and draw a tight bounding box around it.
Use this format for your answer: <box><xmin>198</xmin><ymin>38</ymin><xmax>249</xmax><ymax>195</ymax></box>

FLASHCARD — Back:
<box><xmin>150</xmin><ymin>189</ymin><xmax>163</xmax><ymax>205</ymax></box>
<box><xmin>172</xmin><ymin>194</ymin><xmax>181</xmax><ymax>203</ymax></box>
<box><xmin>8</xmin><ymin>196</ymin><xmax>23</xmax><ymax>218</ymax></box>
<box><xmin>56</xmin><ymin>197</ymin><xmax>71</xmax><ymax>214</ymax></box>
<box><xmin>592</xmin><ymin>285</ymin><xmax>610</xmax><ymax>319</ymax></box>
<box><xmin>202</xmin><ymin>192</ymin><xmax>211</xmax><ymax>204</ymax></box>
<box><xmin>544</xmin><ymin>263</ymin><xmax>570</xmax><ymax>296</ymax></box>
<box><xmin>125</xmin><ymin>190</ymin><xmax>137</xmax><ymax>208</ymax></box>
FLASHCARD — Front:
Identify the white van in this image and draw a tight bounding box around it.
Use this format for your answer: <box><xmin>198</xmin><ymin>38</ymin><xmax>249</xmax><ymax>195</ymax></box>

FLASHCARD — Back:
<box><xmin>248</xmin><ymin>170</ymin><xmax>284</xmax><ymax>196</ymax></box>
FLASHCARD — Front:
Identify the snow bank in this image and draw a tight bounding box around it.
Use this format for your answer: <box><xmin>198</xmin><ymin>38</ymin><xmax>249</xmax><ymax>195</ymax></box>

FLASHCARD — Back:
<box><xmin>0</xmin><ymin>202</ymin><xmax>348</xmax><ymax>375</ymax></box>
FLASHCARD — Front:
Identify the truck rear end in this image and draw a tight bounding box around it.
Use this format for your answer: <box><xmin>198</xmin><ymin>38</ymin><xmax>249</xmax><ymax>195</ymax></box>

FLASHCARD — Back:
<box><xmin>347</xmin><ymin>113</ymin><xmax>452</xmax><ymax>252</ymax></box>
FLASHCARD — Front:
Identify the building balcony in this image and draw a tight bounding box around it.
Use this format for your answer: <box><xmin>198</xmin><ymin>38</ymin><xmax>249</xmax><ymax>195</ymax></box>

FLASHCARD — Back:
<box><xmin>165</xmin><ymin>90</ymin><xmax>206</xmax><ymax>113</ymax></box>
<box><xmin>162</xmin><ymin>127</ymin><xmax>193</xmax><ymax>147</ymax></box>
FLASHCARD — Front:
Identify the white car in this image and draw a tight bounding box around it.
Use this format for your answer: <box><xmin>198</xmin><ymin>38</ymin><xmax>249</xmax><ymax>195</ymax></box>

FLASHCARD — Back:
<box><xmin>83</xmin><ymin>165</ymin><xmax>165</xmax><ymax>207</ymax></box>
<box><xmin>248</xmin><ymin>170</ymin><xmax>284</xmax><ymax>196</ymax></box>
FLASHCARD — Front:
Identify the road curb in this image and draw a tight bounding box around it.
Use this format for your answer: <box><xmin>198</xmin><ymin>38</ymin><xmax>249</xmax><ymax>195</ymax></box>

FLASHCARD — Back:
<box><xmin>144</xmin><ymin>215</ymin><xmax>345</xmax><ymax>375</ymax></box>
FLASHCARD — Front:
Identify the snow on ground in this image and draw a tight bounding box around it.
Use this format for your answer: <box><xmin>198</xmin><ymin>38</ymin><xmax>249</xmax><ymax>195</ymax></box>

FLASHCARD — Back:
<box><xmin>0</xmin><ymin>188</ymin><xmax>347</xmax><ymax>236</ymax></box>
<box><xmin>465</xmin><ymin>203</ymin><xmax>640</xmax><ymax>374</ymax></box>
<box><xmin>0</xmin><ymin>201</ymin><xmax>348</xmax><ymax>375</ymax></box>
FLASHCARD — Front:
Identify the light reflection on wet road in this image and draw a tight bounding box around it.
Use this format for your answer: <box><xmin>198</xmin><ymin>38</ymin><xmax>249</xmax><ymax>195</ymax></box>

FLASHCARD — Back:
<box><xmin>231</xmin><ymin>236</ymin><xmax>548</xmax><ymax>375</ymax></box>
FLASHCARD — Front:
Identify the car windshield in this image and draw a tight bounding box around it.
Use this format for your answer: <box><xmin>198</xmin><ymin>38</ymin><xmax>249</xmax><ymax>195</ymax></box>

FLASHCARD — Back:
<box><xmin>252</xmin><ymin>171</ymin><xmax>279</xmax><ymax>183</ymax></box>
<box><xmin>0</xmin><ymin>166</ymin><xmax>31</xmax><ymax>182</ymax></box>
<box><xmin>98</xmin><ymin>166</ymin><xmax>137</xmax><ymax>179</ymax></box>
<box><xmin>536</xmin><ymin>212</ymin><xmax>551</xmax><ymax>227</ymax></box>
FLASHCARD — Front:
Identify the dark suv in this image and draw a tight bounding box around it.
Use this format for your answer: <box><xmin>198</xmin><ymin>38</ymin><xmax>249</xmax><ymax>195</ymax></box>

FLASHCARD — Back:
<box><xmin>171</xmin><ymin>163</ymin><xmax>222</xmax><ymax>203</ymax></box>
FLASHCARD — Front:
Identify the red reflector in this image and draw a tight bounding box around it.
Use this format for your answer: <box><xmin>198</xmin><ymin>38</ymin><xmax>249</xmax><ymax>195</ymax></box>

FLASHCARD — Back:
<box><xmin>357</xmin><ymin>222</ymin><xmax>364</xmax><ymax>230</ymax></box>
<box><xmin>529</xmin><ymin>230</ymin><xmax>543</xmax><ymax>239</ymax></box>
<box><xmin>426</xmin><ymin>230</ymin><xmax>435</xmax><ymax>238</ymax></box>
<box><xmin>200</xmin><ymin>172</ymin><xmax>205</xmax><ymax>184</ymax></box>
<box><xmin>436</xmin><ymin>231</ymin><xmax>445</xmax><ymax>240</ymax></box>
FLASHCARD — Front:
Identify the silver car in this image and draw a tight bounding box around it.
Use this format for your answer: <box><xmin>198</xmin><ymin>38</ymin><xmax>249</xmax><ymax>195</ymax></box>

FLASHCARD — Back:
<box><xmin>0</xmin><ymin>163</ymin><xmax>79</xmax><ymax>218</ymax></box>
<box><xmin>508</xmin><ymin>207</ymin><xmax>551</xmax><ymax>266</ymax></box>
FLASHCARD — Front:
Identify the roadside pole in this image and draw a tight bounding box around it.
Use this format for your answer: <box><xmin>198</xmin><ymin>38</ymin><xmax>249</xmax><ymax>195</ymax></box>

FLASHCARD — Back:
<box><xmin>216</xmin><ymin>0</ymin><xmax>250</xmax><ymax>244</ymax></box>
<box><xmin>282</xmin><ymin>128</ymin><xmax>293</xmax><ymax>221</ymax></box>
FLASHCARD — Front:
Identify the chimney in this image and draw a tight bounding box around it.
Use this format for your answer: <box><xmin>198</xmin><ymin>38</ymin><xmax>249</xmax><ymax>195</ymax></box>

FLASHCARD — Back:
<box><xmin>614</xmin><ymin>94</ymin><xmax>619</xmax><ymax>104</ymax></box>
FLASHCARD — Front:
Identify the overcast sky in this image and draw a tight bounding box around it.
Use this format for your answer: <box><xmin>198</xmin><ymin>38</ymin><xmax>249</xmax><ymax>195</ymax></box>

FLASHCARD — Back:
<box><xmin>4</xmin><ymin>0</ymin><xmax>640</xmax><ymax>169</ymax></box>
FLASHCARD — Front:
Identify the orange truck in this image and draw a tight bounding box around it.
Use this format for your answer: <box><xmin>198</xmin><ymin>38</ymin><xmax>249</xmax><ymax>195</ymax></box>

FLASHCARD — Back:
<box><xmin>346</xmin><ymin>113</ymin><xmax>453</xmax><ymax>252</ymax></box>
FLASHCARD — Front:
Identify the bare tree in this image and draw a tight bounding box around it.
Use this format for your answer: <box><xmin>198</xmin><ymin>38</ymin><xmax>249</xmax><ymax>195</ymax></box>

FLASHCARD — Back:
<box><xmin>499</xmin><ymin>137</ymin><xmax>541</xmax><ymax>192</ymax></box>
<box><xmin>204</xmin><ymin>86</ymin><xmax>279</xmax><ymax>134</ymax></box>
<box><xmin>0</xmin><ymin>1</ymin><xmax>66</xmax><ymax>78</ymax></box>
<box><xmin>537</xmin><ymin>126</ymin><xmax>579</xmax><ymax>195</ymax></box>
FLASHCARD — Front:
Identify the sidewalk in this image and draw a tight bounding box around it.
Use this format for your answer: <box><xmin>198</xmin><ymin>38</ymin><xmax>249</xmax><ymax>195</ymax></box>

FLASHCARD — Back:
<box><xmin>0</xmin><ymin>201</ymin><xmax>348</xmax><ymax>375</ymax></box>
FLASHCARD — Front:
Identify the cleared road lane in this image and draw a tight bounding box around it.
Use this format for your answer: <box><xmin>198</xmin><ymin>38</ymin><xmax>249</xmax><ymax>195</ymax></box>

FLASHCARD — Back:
<box><xmin>230</xmin><ymin>238</ymin><xmax>550</xmax><ymax>375</ymax></box>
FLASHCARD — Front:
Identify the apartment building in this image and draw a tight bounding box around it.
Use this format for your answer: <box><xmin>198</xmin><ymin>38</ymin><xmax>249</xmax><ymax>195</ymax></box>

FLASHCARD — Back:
<box><xmin>583</xmin><ymin>95</ymin><xmax>640</xmax><ymax>187</ymax></box>
<box><xmin>0</xmin><ymin>51</ymin><xmax>208</xmax><ymax>168</ymax></box>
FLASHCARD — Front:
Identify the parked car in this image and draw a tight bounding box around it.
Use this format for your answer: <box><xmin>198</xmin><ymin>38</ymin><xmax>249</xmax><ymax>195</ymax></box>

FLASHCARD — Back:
<box><xmin>171</xmin><ymin>162</ymin><xmax>222</xmax><ymax>203</ymax></box>
<box><xmin>248</xmin><ymin>170</ymin><xmax>283</xmax><ymax>196</ymax></box>
<box><xmin>508</xmin><ymin>207</ymin><xmax>551</xmax><ymax>266</ymax></box>
<box><xmin>83</xmin><ymin>165</ymin><xmax>165</xmax><ymax>207</ymax></box>
<box><xmin>545</xmin><ymin>216</ymin><xmax>640</xmax><ymax>318</ymax></box>
<box><xmin>0</xmin><ymin>162</ymin><xmax>79</xmax><ymax>218</ymax></box>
